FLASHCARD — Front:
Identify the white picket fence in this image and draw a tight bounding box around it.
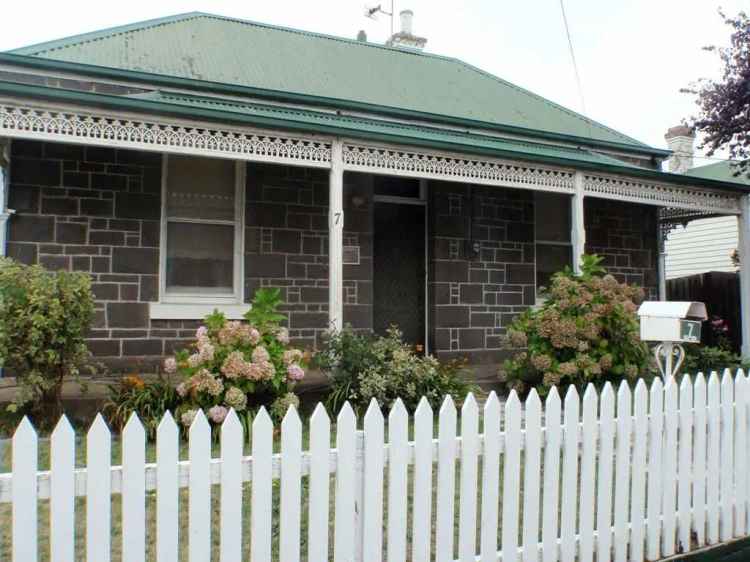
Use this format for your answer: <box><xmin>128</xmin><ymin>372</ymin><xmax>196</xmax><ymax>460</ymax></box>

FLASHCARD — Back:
<box><xmin>2</xmin><ymin>370</ymin><xmax>750</xmax><ymax>562</ymax></box>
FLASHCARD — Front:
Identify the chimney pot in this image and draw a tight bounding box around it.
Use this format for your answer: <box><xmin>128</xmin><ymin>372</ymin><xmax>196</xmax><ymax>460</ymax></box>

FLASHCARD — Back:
<box><xmin>357</xmin><ymin>30</ymin><xmax>367</xmax><ymax>42</ymax></box>
<box><xmin>400</xmin><ymin>9</ymin><xmax>414</xmax><ymax>34</ymax></box>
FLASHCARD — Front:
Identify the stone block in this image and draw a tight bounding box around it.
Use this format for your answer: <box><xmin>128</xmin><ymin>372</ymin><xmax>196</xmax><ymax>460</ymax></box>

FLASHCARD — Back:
<box><xmin>140</xmin><ymin>275</ymin><xmax>158</xmax><ymax>302</ymax></box>
<box><xmin>107</xmin><ymin>302</ymin><xmax>149</xmax><ymax>328</ymax></box>
<box><xmin>115</xmin><ymin>193</ymin><xmax>160</xmax><ymax>220</ymax></box>
<box><xmin>507</xmin><ymin>264</ymin><xmax>534</xmax><ymax>284</ymax></box>
<box><xmin>39</xmin><ymin>254</ymin><xmax>71</xmax><ymax>271</ymax></box>
<box><xmin>80</xmin><ymin>198</ymin><xmax>114</xmax><ymax>216</ymax></box>
<box><xmin>435</xmin><ymin>305</ymin><xmax>470</xmax><ymax>328</ymax></box>
<box><xmin>459</xmin><ymin>328</ymin><xmax>485</xmax><ymax>350</ymax></box>
<box><xmin>11</xmin><ymin>158</ymin><xmax>60</xmax><ymax>186</ymax></box>
<box><xmin>344</xmin><ymin>305</ymin><xmax>371</xmax><ymax>330</ymax></box>
<box><xmin>471</xmin><ymin>312</ymin><xmax>496</xmax><ymax>327</ymax></box>
<box><xmin>88</xmin><ymin>339</ymin><xmax>120</xmax><ymax>357</ymax></box>
<box><xmin>140</xmin><ymin>221</ymin><xmax>160</xmax><ymax>247</ymax></box>
<box><xmin>290</xmin><ymin>312</ymin><xmax>328</xmax><ymax>330</ymax></box>
<box><xmin>112</xmin><ymin>247</ymin><xmax>159</xmax><ymax>274</ymax></box>
<box><xmin>459</xmin><ymin>284</ymin><xmax>483</xmax><ymax>304</ymax></box>
<box><xmin>41</xmin><ymin>197</ymin><xmax>78</xmax><ymax>215</ymax></box>
<box><xmin>6</xmin><ymin>242</ymin><xmax>38</xmax><ymax>264</ymax></box>
<box><xmin>272</xmin><ymin>230</ymin><xmax>301</xmax><ymax>253</ymax></box>
<box><xmin>8</xmin><ymin>185</ymin><xmax>39</xmax><ymax>213</ymax></box>
<box><xmin>56</xmin><ymin>222</ymin><xmax>87</xmax><ymax>244</ymax></box>
<box><xmin>90</xmin><ymin>230</ymin><xmax>125</xmax><ymax>246</ymax></box>
<box><xmin>248</xmin><ymin>254</ymin><xmax>286</xmax><ymax>278</ymax></box>
<box><xmin>300</xmin><ymin>287</ymin><xmax>328</xmax><ymax>302</ymax></box>
<box><xmin>91</xmin><ymin>283</ymin><xmax>119</xmax><ymax>300</ymax></box>
<box><xmin>123</xmin><ymin>339</ymin><xmax>164</xmax><ymax>356</ymax></box>
<box><xmin>10</xmin><ymin>215</ymin><xmax>54</xmax><ymax>242</ymax></box>
<box><xmin>433</xmin><ymin>260</ymin><xmax>468</xmax><ymax>283</ymax></box>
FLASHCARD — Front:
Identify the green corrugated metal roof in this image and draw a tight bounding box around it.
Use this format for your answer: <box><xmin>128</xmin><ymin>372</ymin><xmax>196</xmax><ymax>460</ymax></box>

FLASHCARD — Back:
<box><xmin>133</xmin><ymin>90</ymin><xmax>645</xmax><ymax>169</ymax></box>
<box><xmin>686</xmin><ymin>161</ymin><xmax>750</xmax><ymax>186</ymax></box>
<box><xmin>8</xmin><ymin>12</ymin><xmax>651</xmax><ymax>150</ymax></box>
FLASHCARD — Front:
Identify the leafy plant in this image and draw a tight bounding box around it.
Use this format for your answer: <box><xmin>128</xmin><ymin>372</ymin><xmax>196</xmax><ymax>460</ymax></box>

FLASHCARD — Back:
<box><xmin>0</xmin><ymin>257</ymin><xmax>94</xmax><ymax>428</ymax></box>
<box><xmin>166</xmin><ymin>288</ymin><xmax>307</xmax><ymax>427</ymax></box>
<box><xmin>103</xmin><ymin>374</ymin><xmax>179</xmax><ymax>440</ymax></box>
<box><xmin>501</xmin><ymin>254</ymin><xmax>652</xmax><ymax>396</ymax></box>
<box><xmin>316</xmin><ymin>326</ymin><xmax>476</xmax><ymax>414</ymax></box>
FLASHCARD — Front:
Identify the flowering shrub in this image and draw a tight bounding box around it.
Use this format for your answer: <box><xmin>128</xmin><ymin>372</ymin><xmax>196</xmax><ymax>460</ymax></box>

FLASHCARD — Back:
<box><xmin>166</xmin><ymin>288</ymin><xmax>306</xmax><ymax>427</ymax></box>
<box><xmin>501</xmin><ymin>254</ymin><xmax>652</xmax><ymax>396</ymax></box>
<box><xmin>316</xmin><ymin>326</ymin><xmax>476</xmax><ymax>413</ymax></box>
<box><xmin>103</xmin><ymin>374</ymin><xmax>179</xmax><ymax>439</ymax></box>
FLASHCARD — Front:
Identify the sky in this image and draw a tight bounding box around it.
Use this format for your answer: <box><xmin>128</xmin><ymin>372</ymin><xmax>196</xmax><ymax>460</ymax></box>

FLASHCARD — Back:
<box><xmin>1</xmin><ymin>0</ymin><xmax>745</xmax><ymax>163</ymax></box>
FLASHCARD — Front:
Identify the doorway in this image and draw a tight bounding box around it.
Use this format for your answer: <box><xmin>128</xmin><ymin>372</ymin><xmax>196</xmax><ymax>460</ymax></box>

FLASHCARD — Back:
<box><xmin>372</xmin><ymin>178</ymin><xmax>427</xmax><ymax>350</ymax></box>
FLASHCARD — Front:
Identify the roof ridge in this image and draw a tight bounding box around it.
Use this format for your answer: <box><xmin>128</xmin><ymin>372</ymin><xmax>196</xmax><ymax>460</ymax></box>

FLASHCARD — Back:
<box><xmin>8</xmin><ymin>12</ymin><xmax>204</xmax><ymax>55</ymax></box>
<box><xmin>455</xmin><ymin>60</ymin><xmax>648</xmax><ymax>148</ymax></box>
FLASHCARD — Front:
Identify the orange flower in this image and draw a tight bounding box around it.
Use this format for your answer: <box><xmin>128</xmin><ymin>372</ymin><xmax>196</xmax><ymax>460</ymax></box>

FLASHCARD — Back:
<box><xmin>123</xmin><ymin>375</ymin><xmax>145</xmax><ymax>390</ymax></box>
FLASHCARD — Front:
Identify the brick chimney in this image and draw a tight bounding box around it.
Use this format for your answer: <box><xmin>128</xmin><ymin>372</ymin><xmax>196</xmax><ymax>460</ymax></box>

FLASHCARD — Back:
<box><xmin>385</xmin><ymin>10</ymin><xmax>427</xmax><ymax>50</ymax></box>
<box><xmin>664</xmin><ymin>125</ymin><xmax>696</xmax><ymax>174</ymax></box>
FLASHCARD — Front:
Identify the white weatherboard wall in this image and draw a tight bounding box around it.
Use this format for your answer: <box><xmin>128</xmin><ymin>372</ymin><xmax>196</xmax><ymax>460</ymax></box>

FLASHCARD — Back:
<box><xmin>665</xmin><ymin>216</ymin><xmax>739</xmax><ymax>279</ymax></box>
<box><xmin>4</xmin><ymin>373</ymin><xmax>750</xmax><ymax>562</ymax></box>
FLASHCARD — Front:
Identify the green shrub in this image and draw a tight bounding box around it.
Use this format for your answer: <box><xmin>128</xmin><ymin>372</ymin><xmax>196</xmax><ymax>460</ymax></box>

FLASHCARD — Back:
<box><xmin>681</xmin><ymin>344</ymin><xmax>744</xmax><ymax>376</ymax></box>
<box><xmin>501</xmin><ymin>254</ymin><xmax>652</xmax><ymax>396</ymax></box>
<box><xmin>316</xmin><ymin>326</ymin><xmax>476</xmax><ymax>414</ymax></box>
<box><xmin>166</xmin><ymin>288</ymin><xmax>307</xmax><ymax>428</ymax></box>
<box><xmin>103</xmin><ymin>374</ymin><xmax>179</xmax><ymax>439</ymax></box>
<box><xmin>0</xmin><ymin>257</ymin><xmax>94</xmax><ymax>427</ymax></box>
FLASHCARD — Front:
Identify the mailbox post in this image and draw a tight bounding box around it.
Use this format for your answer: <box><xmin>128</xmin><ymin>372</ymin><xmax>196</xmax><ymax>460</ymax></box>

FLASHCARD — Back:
<box><xmin>637</xmin><ymin>301</ymin><xmax>708</xmax><ymax>379</ymax></box>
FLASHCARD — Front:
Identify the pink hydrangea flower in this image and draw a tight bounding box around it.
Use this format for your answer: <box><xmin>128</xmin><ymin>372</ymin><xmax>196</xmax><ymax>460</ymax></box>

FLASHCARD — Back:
<box><xmin>208</xmin><ymin>405</ymin><xmax>229</xmax><ymax>424</ymax></box>
<box><xmin>180</xmin><ymin>409</ymin><xmax>197</xmax><ymax>427</ymax></box>
<box><xmin>252</xmin><ymin>346</ymin><xmax>270</xmax><ymax>363</ymax></box>
<box><xmin>248</xmin><ymin>327</ymin><xmax>261</xmax><ymax>345</ymax></box>
<box><xmin>163</xmin><ymin>357</ymin><xmax>177</xmax><ymax>374</ymax></box>
<box><xmin>176</xmin><ymin>382</ymin><xmax>188</xmax><ymax>397</ymax></box>
<box><xmin>287</xmin><ymin>364</ymin><xmax>305</xmax><ymax>381</ymax></box>
<box><xmin>283</xmin><ymin>349</ymin><xmax>303</xmax><ymax>366</ymax></box>
<box><xmin>277</xmin><ymin>327</ymin><xmax>290</xmax><ymax>345</ymax></box>
<box><xmin>196</xmin><ymin>326</ymin><xmax>208</xmax><ymax>340</ymax></box>
<box><xmin>187</xmin><ymin>353</ymin><xmax>202</xmax><ymax>368</ymax></box>
<box><xmin>198</xmin><ymin>341</ymin><xmax>215</xmax><ymax>362</ymax></box>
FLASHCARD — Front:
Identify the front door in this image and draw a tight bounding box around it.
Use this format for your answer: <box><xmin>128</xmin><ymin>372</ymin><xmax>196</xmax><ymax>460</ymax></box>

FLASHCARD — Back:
<box><xmin>373</xmin><ymin>201</ymin><xmax>426</xmax><ymax>349</ymax></box>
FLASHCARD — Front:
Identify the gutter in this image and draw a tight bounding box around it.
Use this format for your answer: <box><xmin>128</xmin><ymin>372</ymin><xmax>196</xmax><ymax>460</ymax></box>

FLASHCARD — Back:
<box><xmin>0</xmin><ymin>53</ymin><xmax>672</xmax><ymax>160</ymax></box>
<box><xmin>0</xmin><ymin>80</ymin><xmax>744</xmax><ymax>195</ymax></box>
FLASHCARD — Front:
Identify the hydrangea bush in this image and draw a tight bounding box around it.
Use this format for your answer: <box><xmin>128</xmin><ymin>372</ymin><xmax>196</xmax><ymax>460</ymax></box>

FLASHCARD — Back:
<box><xmin>165</xmin><ymin>288</ymin><xmax>307</xmax><ymax>427</ymax></box>
<box><xmin>501</xmin><ymin>254</ymin><xmax>652</xmax><ymax>396</ymax></box>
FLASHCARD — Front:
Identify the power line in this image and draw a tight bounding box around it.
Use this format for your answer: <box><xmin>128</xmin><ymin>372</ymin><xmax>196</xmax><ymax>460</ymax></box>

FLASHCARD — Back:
<box><xmin>559</xmin><ymin>0</ymin><xmax>587</xmax><ymax>118</ymax></box>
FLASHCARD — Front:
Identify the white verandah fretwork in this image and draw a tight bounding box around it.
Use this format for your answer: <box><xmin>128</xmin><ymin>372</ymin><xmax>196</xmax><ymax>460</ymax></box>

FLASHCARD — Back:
<box><xmin>0</xmin><ymin>100</ymin><xmax>743</xmax><ymax>215</ymax></box>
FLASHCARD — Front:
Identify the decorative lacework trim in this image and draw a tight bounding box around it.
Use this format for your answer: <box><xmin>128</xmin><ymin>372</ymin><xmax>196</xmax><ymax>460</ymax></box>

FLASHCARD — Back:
<box><xmin>584</xmin><ymin>174</ymin><xmax>741</xmax><ymax>215</ymax></box>
<box><xmin>342</xmin><ymin>143</ymin><xmax>577</xmax><ymax>193</ymax></box>
<box><xmin>0</xmin><ymin>104</ymin><xmax>332</xmax><ymax>167</ymax></box>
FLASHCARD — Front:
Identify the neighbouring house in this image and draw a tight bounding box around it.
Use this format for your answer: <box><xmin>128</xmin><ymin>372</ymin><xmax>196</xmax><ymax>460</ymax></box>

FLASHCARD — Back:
<box><xmin>0</xmin><ymin>11</ymin><xmax>748</xmax><ymax>374</ymax></box>
<box><xmin>663</xmin><ymin>126</ymin><xmax>748</xmax><ymax>280</ymax></box>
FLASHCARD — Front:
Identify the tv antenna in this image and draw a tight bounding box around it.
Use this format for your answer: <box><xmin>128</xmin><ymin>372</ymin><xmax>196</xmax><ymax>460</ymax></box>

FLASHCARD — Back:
<box><xmin>364</xmin><ymin>2</ymin><xmax>395</xmax><ymax>36</ymax></box>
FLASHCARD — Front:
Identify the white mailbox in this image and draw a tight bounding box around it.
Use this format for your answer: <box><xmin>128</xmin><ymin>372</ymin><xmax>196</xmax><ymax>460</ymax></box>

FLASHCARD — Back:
<box><xmin>637</xmin><ymin>301</ymin><xmax>708</xmax><ymax>343</ymax></box>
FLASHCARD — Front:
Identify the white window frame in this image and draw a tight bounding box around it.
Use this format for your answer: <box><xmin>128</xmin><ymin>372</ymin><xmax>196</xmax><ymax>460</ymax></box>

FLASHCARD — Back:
<box><xmin>157</xmin><ymin>155</ymin><xmax>246</xmax><ymax>306</ymax></box>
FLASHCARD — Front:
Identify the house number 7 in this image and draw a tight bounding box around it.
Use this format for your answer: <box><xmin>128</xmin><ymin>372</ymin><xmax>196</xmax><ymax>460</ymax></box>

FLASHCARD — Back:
<box><xmin>334</xmin><ymin>212</ymin><xmax>342</xmax><ymax>225</ymax></box>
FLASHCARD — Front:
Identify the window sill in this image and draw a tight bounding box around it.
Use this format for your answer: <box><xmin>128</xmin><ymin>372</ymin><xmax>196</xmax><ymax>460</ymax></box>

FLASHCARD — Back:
<box><xmin>149</xmin><ymin>302</ymin><xmax>250</xmax><ymax>320</ymax></box>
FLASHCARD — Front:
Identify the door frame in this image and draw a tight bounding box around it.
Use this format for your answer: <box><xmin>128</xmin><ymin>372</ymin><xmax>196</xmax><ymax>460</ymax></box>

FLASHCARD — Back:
<box><xmin>372</xmin><ymin>179</ymin><xmax>429</xmax><ymax>353</ymax></box>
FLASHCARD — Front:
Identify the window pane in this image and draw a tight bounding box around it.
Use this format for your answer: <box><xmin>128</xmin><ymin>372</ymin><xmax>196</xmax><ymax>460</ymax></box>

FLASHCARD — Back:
<box><xmin>166</xmin><ymin>222</ymin><xmax>234</xmax><ymax>294</ymax></box>
<box><xmin>167</xmin><ymin>155</ymin><xmax>236</xmax><ymax>221</ymax></box>
<box><xmin>536</xmin><ymin>243</ymin><xmax>572</xmax><ymax>292</ymax></box>
<box><xmin>374</xmin><ymin>176</ymin><xmax>421</xmax><ymax>198</ymax></box>
<box><xmin>535</xmin><ymin>192</ymin><xmax>571</xmax><ymax>242</ymax></box>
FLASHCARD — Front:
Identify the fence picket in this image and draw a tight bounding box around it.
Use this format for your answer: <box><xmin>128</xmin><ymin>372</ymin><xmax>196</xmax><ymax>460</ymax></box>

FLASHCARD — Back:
<box><xmin>597</xmin><ymin>383</ymin><xmax>615</xmax><ymax>562</ymax></box>
<box><xmin>541</xmin><ymin>388</ymin><xmax>562</xmax><ymax>562</ymax></box>
<box><xmin>502</xmin><ymin>391</ymin><xmax>522</xmax><ymax>562</ymax></box>
<box><xmin>156</xmin><ymin>412</ymin><xmax>179</xmax><ymax>562</ymax></box>
<box><xmin>334</xmin><ymin>403</ymin><xmax>356</xmax><ymax>562</ymax></box>
<box><xmin>436</xmin><ymin>396</ymin><xmax>457</xmax><ymax>562</ymax></box>
<box><xmin>646</xmin><ymin>378</ymin><xmax>664</xmax><ymax>560</ymax></box>
<box><xmin>87</xmin><ymin>414</ymin><xmax>111</xmax><ymax>562</ymax></box>
<box><xmin>480</xmin><ymin>393</ymin><xmax>501</xmax><ymax>562</ymax></box>
<box><xmin>362</xmin><ymin>399</ymin><xmax>384</xmax><ymax>562</ymax></box>
<box><xmin>122</xmin><ymin>413</ymin><xmax>146</xmax><ymax>562</ymax></box>
<box><xmin>578</xmin><ymin>385</ymin><xmax>597</xmax><ymax>562</ymax></box>
<box><xmin>459</xmin><ymin>394</ymin><xmax>479</xmax><ymax>562</ymax></box>
<box><xmin>387</xmin><ymin>399</ymin><xmax>409</xmax><ymax>562</ymax></box>
<box><xmin>50</xmin><ymin>416</ymin><xmax>75</xmax><ymax>562</ymax></box>
<box><xmin>614</xmin><ymin>382</ymin><xmax>633</xmax><ymax>562</ymax></box>
<box><xmin>280</xmin><ymin>406</ymin><xmax>303</xmax><ymax>562</ymax></box>
<box><xmin>720</xmin><ymin>370</ymin><xmax>735</xmax><ymax>541</ymax></box>
<box><xmin>523</xmin><ymin>390</ymin><xmax>542</xmax><ymax>562</ymax></box>
<box><xmin>220</xmin><ymin>409</ymin><xmax>243</xmax><ymax>562</ymax></box>
<box><xmin>251</xmin><ymin>408</ymin><xmax>273</xmax><ymax>562</ymax></box>
<box><xmin>412</xmin><ymin>398</ymin><xmax>434</xmax><ymax>562</ymax></box>
<box><xmin>693</xmin><ymin>374</ymin><xmax>707</xmax><ymax>546</ymax></box>
<box><xmin>735</xmin><ymin>372</ymin><xmax>748</xmax><ymax>536</ymax></box>
<box><xmin>308</xmin><ymin>404</ymin><xmax>331</xmax><ymax>562</ymax></box>
<box><xmin>662</xmin><ymin>378</ymin><xmax>679</xmax><ymax>556</ymax></box>
<box><xmin>678</xmin><ymin>376</ymin><xmax>694</xmax><ymax>552</ymax></box>
<box><xmin>7</xmin><ymin>374</ymin><xmax>750</xmax><ymax>562</ymax></box>
<box><xmin>630</xmin><ymin>380</ymin><xmax>649</xmax><ymax>562</ymax></box>
<box><xmin>188</xmin><ymin>410</ymin><xmax>211</xmax><ymax>562</ymax></box>
<box><xmin>707</xmin><ymin>372</ymin><xmax>721</xmax><ymax>544</ymax></box>
<box><xmin>13</xmin><ymin>417</ymin><xmax>38</xmax><ymax>562</ymax></box>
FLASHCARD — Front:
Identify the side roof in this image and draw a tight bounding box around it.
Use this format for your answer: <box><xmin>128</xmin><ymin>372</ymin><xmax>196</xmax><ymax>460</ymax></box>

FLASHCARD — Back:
<box><xmin>8</xmin><ymin>12</ymin><xmax>653</xmax><ymax>151</ymax></box>
<box><xmin>686</xmin><ymin>161</ymin><xmax>750</xmax><ymax>186</ymax></box>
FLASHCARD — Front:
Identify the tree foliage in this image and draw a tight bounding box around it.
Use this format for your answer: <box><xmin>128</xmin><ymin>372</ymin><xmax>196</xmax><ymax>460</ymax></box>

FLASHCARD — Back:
<box><xmin>686</xmin><ymin>11</ymin><xmax>750</xmax><ymax>176</ymax></box>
